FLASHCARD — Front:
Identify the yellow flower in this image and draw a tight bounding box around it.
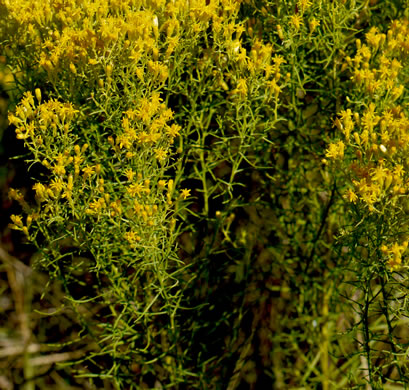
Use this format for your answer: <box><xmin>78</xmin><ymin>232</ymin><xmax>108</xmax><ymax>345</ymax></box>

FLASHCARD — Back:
<box><xmin>370</xmin><ymin>166</ymin><xmax>388</xmax><ymax>184</ymax></box>
<box><xmin>82</xmin><ymin>165</ymin><xmax>95</xmax><ymax>180</ymax></box>
<box><xmin>180</xmin><ymin>188</ymin><xmax>191</xmax><ymax>200</ymax></box>
<box><xmin>387</xmin><ymin>242</ymin><xmax>405</xmax><ymax>269</ymax></box>
<box><xmin>325</xmin><ymin>140</ymin><xmax>344</xmax><ymax>159</ymax></box>
<box><xmin>392</xmin><ymin>84</ymin><xmax>404</xmax><ymax>100</ymax></box>
<box><xmin>365</xmin><ymin>27</ymin><xmax>382</xmax><ymax>49</ymax></box>
<box><xmin>290</xmin><ymin>14</ymin><xmax>303</xmax><ymax>30</ymax></box>
<box><xmin>309</xmin><ymin>18</ymin><xmax>320</xmax><ymax>33</ymax></box>
<box><xmin>110</xmin><ymin>200</ymin><xmax>122</xmax><ymax>216</ymax></box>
<box><xmin>272</xmin><ymin>54</ymin><xmax>286</xmax><ymax>68</ymax></box>
<box><xmin>155</xmin><ymin>147</ymin><xmax>168</xmax><ymax>161</ymax></box>
<box><xmin>393</xmin><ymin>164</ymin><xmax>404</xmax><ymax>177</ymax></box>
<box><xmin>87</xmin><ymin>198</ymin><xmax>106</xmax><ymax>214</ymax></box>
<box><xmin>167</xmin><ymin>124</ymin><xmax>181</xmax><ymax>138</ymax></box>
<box><xmin>124</xmin><ymin>231</ymin><xmax>141</xmax><ymax>246</ymax></box>
<box><xmin>33</xmin><ymin>182</ymin><xmax>47</xmax><ymax>202</ymax></box>
<box><xmin>127</xmin><ymin>183</ymin><xmax>144</xmax><ymax>197</ymax></box>
<box><xmin>124</xmin><ymin>169</ymin><xmax>135</xmax><ymax>181</ymax></box>
<box><xmin>10</xmin><ymin>214</ymin><xmax>23</xmax><ymax>227</ymax></box>
<box><xmin>69</xmin><ymin>62</ymin><xmax>77</xmax><ymax>74</ymax></box>
<box><xmin>344</xmin><ymin>189</ymin><xmax>358</xmax><ymax>203</ymax></box>
<box><xmin>52</xmin><ymin>163</ymin><xmax>66</xmax><ymax>176</ymax></box>
<box><xmin>234</xmin><ymin>78</ymin><xmax>248</xmax><ymax>98</ymax></box>
<box><xmin>50</xmin><ymin>178</ymin><xmax>64</xmax><ymax>195</ymax></box>
<box><xmin>297</xmin><ymin>0</ymin><xmax>312</xmax><ymax>12</ymax></box>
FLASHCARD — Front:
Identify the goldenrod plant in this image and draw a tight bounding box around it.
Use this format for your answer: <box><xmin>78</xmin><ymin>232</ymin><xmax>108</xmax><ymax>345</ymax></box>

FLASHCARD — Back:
<box><xmin>325</xmin><ymin>17</ymin><xmax>409</xmax><ymax>387</ymax></box>
<box><xmin>1</xmin><ymin>0</ymin><xmax>409</xmax><ymax>388</ymax></box>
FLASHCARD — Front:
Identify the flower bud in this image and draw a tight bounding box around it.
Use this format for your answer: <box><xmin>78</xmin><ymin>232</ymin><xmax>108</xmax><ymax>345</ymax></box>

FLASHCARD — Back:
<box><xmin>35</xmin><ymin>88</ymin><xmax>42</xmax><ymax>103</ymax></box>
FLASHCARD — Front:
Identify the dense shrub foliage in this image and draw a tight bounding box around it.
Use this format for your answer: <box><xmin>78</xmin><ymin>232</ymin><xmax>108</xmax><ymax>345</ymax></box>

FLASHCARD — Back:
<box><xmin>2</xmin><ymin>0</ymin><xmax>409</xmax><ymax>388</ymax></box>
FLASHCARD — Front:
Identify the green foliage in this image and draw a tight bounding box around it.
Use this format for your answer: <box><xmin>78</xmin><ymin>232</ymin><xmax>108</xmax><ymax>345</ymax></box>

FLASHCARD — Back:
<box><xmin>2</xmin><ymin>0</ymin><xmax>409</xmax><ymax>388</ymax></box>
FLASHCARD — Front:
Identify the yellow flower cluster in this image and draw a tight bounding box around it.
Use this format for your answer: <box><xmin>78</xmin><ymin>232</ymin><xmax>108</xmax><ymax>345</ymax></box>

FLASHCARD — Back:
<box><xmin>348</xmin><ymin>27</ymin><xmax>405</xmax><ymax>100</ymax></box>
<box><xmin>8</xmin><ymin>88</ymin><xmax>190</xmax><ymax>251</ymax></box>
<box><xmin>327</xmin><ymin>20</ymin><xmax>409</xmax><ymax>215</ymax></box>
<box><xmin>6</xmin><ymin>0</ymin><xmax>262</xmax><ymax>273</ymax></box>
<box><xmin>2</xmin><ymin>0</ymin><xmax>234</xmax><ymax>86</ymax></box>
<box><xmin>325</xmin><ymin>140</ymin><xmax>344</xmax><ymax>160</ymax></box>
<box><xmin>225</xmin><ymin>40</ymin><xmax>286</xmax><ymax>102</ymax></box>
<box><xmin>381</xmin><ymin>241</ymin><xmax>408</xmax><ymax>270</ymax></box>
<box><xmin>283</xmin><ymin>0</ymin><xmax>318</xmax><ymax>32</ymax></box>
<box><xmin>347</xmin><ymin>31</ymin><xmax>403</xmax><ymax>101</ymax></box>
<box><xmin>325</xmin><ymin>18</ymin><xmax>409</xmax><ymax>271</ymax></box>
<box><xmin>9</xmin><ymin>93</ymin><xmax>78</xmax><ymax>158</ymax></box>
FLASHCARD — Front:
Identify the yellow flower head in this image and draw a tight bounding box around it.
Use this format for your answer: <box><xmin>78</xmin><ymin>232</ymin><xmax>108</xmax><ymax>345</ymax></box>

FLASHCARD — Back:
<box><xmin>290</xmin><ymin>14</ymin><xmax>303</xmax><ymax>30</ymax></box>
<box><xmin>344</xmin><ymin>189</ymin><xmax>358</xmax><ymax>203</ymax></box>
<box><xmin>297</xmin><ymin>0</ymin><xmax>313</xmax><ymax>13</ymax></box>
<box><xmin>180</xmin><ymin>188</ymin><xmax>191</xmax><ymax>200</ymax></box>
<box><xmin>309</xmin><ymin>18</ymin><xmax>320</xmax><ymax>33</ymax></box>
<box><xmin>325</xmin><ymin>140</ymin><xmax>345</xmax><ymax>159</ymax></box>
